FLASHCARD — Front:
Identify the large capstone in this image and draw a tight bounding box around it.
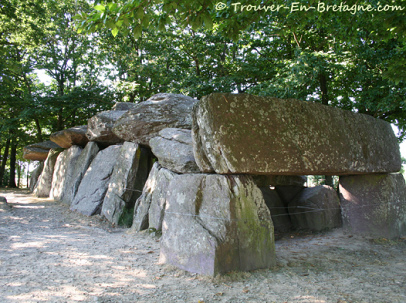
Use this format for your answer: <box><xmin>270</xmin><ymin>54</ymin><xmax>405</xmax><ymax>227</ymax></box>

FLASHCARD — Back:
<box><xmin>132</xmin><ymin>163</ymin><xmax>177</xmax><ymax>231</ymax></box>
<box><xmin>23</xmin><ymin>141</ymin><xmax>62</xmax><ymax>161</ymax></box>
<box><xmin>61</xmin><ymin>142</ymin><xmax>99</xmax><ymax>206</ymax></box>
<box><xmin>149</xmin><ymin>128</ymin><xmax>200</xmax><ymax>173</ymax></box>
<box><xmin>111</xmin><ymin>102</ymin><xmax>137</xmax><ymax>111</ymax></box>
<box><xmin>50</xmin><ymin>146</ymin><xmax>83</xmax><ymax>201</ymax></box>
<box><xmin>70</xmin><ymin>145</ymin><xmax>121</xmax><ymax>216</ymax></box>
<box><xmin>159</xmin><ymin>174</ymin><xmax>276</xmax><ymax>276</ymax></box>
<box><xmin>101</xmin><ymin>142</ymin><xmax>146</xmax><ymax>225</ymax></box>
<box><xmin>87</xmin><ymin>110</ymin><xmax>126</xmax><ymax>146</ymax></box>
<box><xmin>192</xmin><ymin>93</ymin><xmax>401</xmax><ymax>175</ymax></box>
<box><xmin>339</xmin><ymin>173</ymin><xmax>406</xmax><ymax>238</ymax></box>
<box><xmin>33</xmin><ymin>149</ymin><xmax>62</xmax><ymax>197</ymax></box>
<box><xmin>113</xmin><ymin>93</ymin><xmax>198</xmax><ymax>146</ymax></box>
<box><xmin>50</xmin><ymin>125</ymin><xmax>89</xmax><ymax>148</ymax></box>
<box><xmin>288</xmin><ymin>185</ymin><xmax>342</xmax><ymax>232</ymax></box>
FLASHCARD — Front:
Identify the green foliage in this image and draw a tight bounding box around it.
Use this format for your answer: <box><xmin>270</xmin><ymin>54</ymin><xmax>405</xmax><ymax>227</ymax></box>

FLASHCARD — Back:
<box><xmin>118</xmin><ymin>207</ymin><xmax>134</xmax><ymax>228</ymax></box>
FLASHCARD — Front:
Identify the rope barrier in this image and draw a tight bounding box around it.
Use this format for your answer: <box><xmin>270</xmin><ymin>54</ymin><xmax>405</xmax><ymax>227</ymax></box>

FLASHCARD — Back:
<box><xmin>125</xmin><ymin>188</ymin><xmax>405</xmax><ymax>220</ymax></box>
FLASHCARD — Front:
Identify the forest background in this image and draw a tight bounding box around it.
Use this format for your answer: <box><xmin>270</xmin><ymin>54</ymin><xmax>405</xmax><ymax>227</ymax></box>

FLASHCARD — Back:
<box><xmin>1</xmin><ymin>0</ymin><xmax>405</xmax><ymax>188</ymax></box>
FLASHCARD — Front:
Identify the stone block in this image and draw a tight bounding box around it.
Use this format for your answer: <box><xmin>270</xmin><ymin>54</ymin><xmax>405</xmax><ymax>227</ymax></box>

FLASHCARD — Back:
<box><xmin>159</xmin><ymin>174</ymin><xmax>275</xmax><ymax>275</ymax></box>
<box><xmin>339</xmin><ymin>173</ymin><xmax>406</xmax><ymax>238</ymax></box>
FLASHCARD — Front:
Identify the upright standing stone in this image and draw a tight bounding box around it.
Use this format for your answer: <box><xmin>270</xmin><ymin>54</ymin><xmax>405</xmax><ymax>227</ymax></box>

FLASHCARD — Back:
<box><xmin>61</xmin><ymin>142</ymin><xmax>99</xmax><ymax>205</ymax></box>
<box><xmin>70</xmin><ymin>145</ymin><xmax>121</xmax><ymax>216</ymax></box>
<box><xmin>132</xmin><ymin>163</ymin><xmax>177</xmax><ymax>231</ymax></box>
<box><xmin>50</xmin><ymin>146</ymin><xmax>83</xmax><ymax>201</ymax></box>
<box><xmin>339</xmin><ymin>173</ymin><xmax>406</xmax><ymax>238</ymax></box>
<box><xmin>160</xmin><ymin>174</ymin><xmax>275</xmax><ymax>276</ymax></box>
<box><xmin>29</xmin><ymin>162</ymin><xmax>44</xmax><ymax>192</ymax></box>
<box><xmin>192</xmin><ymin>93</ymin><xmax>401</xmax><ymax>175</ymax></box>
<box><xmin>259</xmin><ymin>187</ymin><xmax>291</xmax><ymax>237</ymax></box>
<box><xmin>34</xmin><ymin>149</ymin><xmax>62</xmax><ymax>197</ymax></box>
<box><xmin>289</xmin><ymin>185</ymin><xmax>342</xmax><ymax>232</ymax></box>
<box><xmin>113</xmin><ymin>93</ymin><xmax>198</xmax><ymax>146</ymax></box>
<box><xmin>101</xmin><ymin>142</ymin><xmax>143</xmax><ymax>225</ymax></box>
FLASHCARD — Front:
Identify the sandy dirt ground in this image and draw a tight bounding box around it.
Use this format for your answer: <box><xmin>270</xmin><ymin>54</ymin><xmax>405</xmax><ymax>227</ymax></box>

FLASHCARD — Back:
<box><xmin>0</xmin><ymin>189</ymin><xmax>405</xmax><ymax>303</ymax></box>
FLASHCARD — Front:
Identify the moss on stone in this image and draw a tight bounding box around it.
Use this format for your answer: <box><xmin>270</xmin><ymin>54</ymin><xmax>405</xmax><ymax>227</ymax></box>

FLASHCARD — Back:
<box><xmin>118</xmin><ymin>207</ymin><xmax>134</xmax><ymax>227</ymax></box>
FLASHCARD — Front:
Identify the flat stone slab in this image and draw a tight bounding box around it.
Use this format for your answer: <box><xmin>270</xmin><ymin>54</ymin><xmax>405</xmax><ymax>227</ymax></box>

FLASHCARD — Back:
<box><xmin>87</xmin><ymin>110</ymin><xmax>126</xmax><ymax>145</ymax></box>
<box><xmin>113</xmin><ymin>93</ymin><xmax>198</xmax><ymax>146</ymax></box>
<box><xmin>23</xmin><ymin>141</ymin><xmax>62</xmax><ymax>161</ymax></box>
<box><xmin>339</xmin><ymin>173</ymin><xmax>406</xmax><ymax>238</ymax></box>
<box><xmin>50</xmin><ymin>125</ymin><xmax>89</xmax><ymax>148</ymax></box>
<box><xmin>192</xmin><ymin>93</ymin><xmax>401</xmax><ymax>175</ymax></box>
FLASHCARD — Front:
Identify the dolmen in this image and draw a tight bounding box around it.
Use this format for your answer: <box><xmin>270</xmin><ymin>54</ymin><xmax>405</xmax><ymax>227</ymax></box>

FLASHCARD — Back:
<box><xmin>25</xmin><ymin>92</ymin><xmax>406</xmax><ymax>276</ymax></box>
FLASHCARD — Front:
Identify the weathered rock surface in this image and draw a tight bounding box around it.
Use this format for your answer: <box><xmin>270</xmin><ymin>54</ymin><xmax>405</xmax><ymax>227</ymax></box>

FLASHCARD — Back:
<box><xmin>260</xmin><ymin>187</ymin><xmax>291</xmax><ymax>237</ymax></box>
<box><xmin>132</xmin><ymin>163</ymin><xmax>177</xmax><ymax>231</ymax></box>
<box><xmin>23</xmin><ymin>141</ymin><xmax>62</xmax><ymax>161</ymax></box>
<box><xmin>111</xmin><ymin>102</ymin><xmax>137</xmax><ymax>111</ymax></box>
<box><xmin>0</xmin><ymin>196</ymin><xmax>11</xmax><ymax>212</ymax></box>
<box><xmin>29</xmin><ymin>162</ymin><xmax>44</xmax><ymax>192</ymax></box>
<box><xmin>50</xmin><ymin>125</ymin><xmax>89</xmax><ymax>148</ymax></box>
<box><xmin>160</xmin><ymin>174</ymin><xmax>275</xmax><ymax>276</ymax></box>
<box><xmin>113</xmin><ymin>93</ymin><xmax>198</xmax><ymax>146</ymax></box>
<box><xmin>149</xmin><ymin>128</ymin><xmax>200</xmax><ymax>173</ymax></box>
<box><xmin>61</xmin><ymin>142</ymin><xmax>99</xmax><ymax>206</ymax></box>
<box><xmin>253</xmin><ymin>175</ymin><xmax>307</xmax><ymax>187</ymax></box>
<box><xmin>33</xmin><ymin>149</ymin><xmax>61</xmax><ymax>197</ymax></box>
<box><xmin>101</xmin><ymin>142</ymin><xmax>144</xmax><ymax>225</ymax></box>
<box><xmin>275</xmin><ymin>186</ymin><xmax>305</xmax><ymax>205</ymax></box>
<box><xmin>50</xmin><ymin>146</ymin><xmax>83</xmax><ymax>201</ymax></box>
<box><xmin>70</xmin><ymin>145</ymin><xmax>121</xmax><ymax>216</ymax></box>
<box><xmin>192</xmin><ymin>93</ymin><xmax>401</xmax><ymax>175</ymax></box>
<box><xmin>289</xmin><ymin>185</ymin><xmax>342</xmax><ymax>232</ymax></box>
<box><xmin>87</xmin><ymin>110</ymin><xmax>126</xmax><ymax>145</ymax></box>
<box><xmin>339</xmin><ymin>173</ymin><xmax>406</xmax><ymax>238</ymax></box>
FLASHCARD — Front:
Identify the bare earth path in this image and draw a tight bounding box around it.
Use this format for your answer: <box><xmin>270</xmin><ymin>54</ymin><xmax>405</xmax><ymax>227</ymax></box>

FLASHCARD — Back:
<box><xmin>0</xmin><ymin>189</ymin><xmax>405</xmax><ymax>303</ymax></box>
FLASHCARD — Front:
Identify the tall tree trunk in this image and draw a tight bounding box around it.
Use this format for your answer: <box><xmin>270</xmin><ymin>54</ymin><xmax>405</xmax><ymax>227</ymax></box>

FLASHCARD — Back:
<box><xmin>325</xmin><ymin>175</ymin><xmax>334</xmax><ymax>187</ymax></box>
<box><xmin>319</xmin><ymin>72</ymin><xmax>332</xmax><ymax>186</ymax></box>
<box><xmin>17</xmin><ymin>163</ymin><xmax>21</xmax><ymax>188</ymax></box>
<box><xmin>319</xmin><ymin>72</ymin><xmax>329</xmax><ymax>106</ymax></box>
<box><xmin>0</xmin><ymin>138</ymin><xmax>11</xmax><ymax>187</ymax></box>
<box><xmin>34</xmin><ymin>118</ymin><xmax>43</xmax><ymax>142</ymax></box>
<box><xmin>8</xmin><ymin>138</ymin><xmax>17</xmax><ymax>188</ymax></box>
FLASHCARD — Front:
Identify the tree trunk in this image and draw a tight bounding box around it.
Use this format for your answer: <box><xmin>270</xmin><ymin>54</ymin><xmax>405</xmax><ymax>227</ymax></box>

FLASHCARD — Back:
<box><xmin>325</xmin><ymin>175</ymin><xmax>334</xmax><ymax>187</ymax></box>
<box><xmin>34</xmin><ymin>118</ymin><xmax>43</xmax><ymax>142</ymax></box>
<box><xmin>8</xmin><ymin>138</ymin><xmax>17</xmax><ymax>188</ymax></box>
<box><xmin>319</xmin><ymin>72</ymin><xmax>329</xmax><ymax>106</ymax></box>
<box><xmin>17</xmin><ymin>162</ymin><xmax>21</xmax><ymax>188</ymax></box>
<box><xmin>0</xmin><ymin>138</ymin><xmax>11</xmax><ymax>187</ymax></box>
